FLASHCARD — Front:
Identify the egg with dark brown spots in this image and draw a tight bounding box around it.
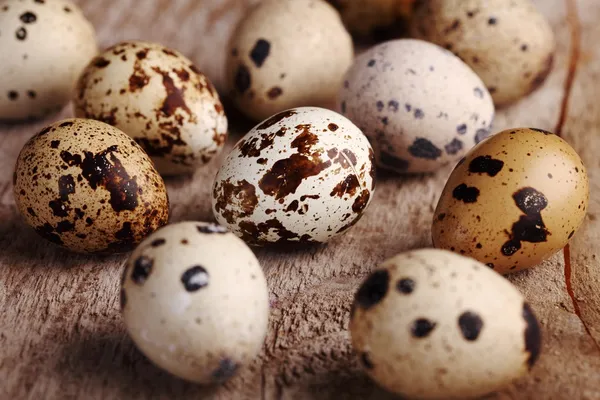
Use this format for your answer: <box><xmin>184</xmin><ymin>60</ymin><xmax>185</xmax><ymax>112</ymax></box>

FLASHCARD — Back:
<box><xmin>74</xmin><ymin>41</ymin><xmax>227</xmax><ymax>176</ymax></box>
<box><xmin>350</xmin><ymin>249</ymin><xmax>541</xmax><ymax>399</ymax></box>
<box><xmin>338</xmin><ymin>39</ymin><xmax>495</xmax><ymax>174</ymax></box>
<box><xmin>121</xmin><ymin>221</ymin><xmax>269</xmax><ymax>384</ymax></box>
<box><xmin>212</xmin><ymin>107</ymin><xmax>375</xmax><ymax>246</ymax></box>
<box><xmin>226</xmin><ymin>0</ymin><xmax>353</xmax><ymax>121</ymax></box>
<box><xmin>433</xmin><ymin>128</ymin><xmax>588</xmax><ymax>274</ymax></box>
<box><xmin>0</xmin><ymin>0</ymin><xmax>97</xmax><ymax>121</ymax></box>
<box><xmin>411</xmin><ymin>0</ymin><xmax>555</xmax><ymax>107</ymax></box>
<box><xmin>13</xmin><ymin>118</ymin><xmax>169</xmax><ymax>253</ymax></box>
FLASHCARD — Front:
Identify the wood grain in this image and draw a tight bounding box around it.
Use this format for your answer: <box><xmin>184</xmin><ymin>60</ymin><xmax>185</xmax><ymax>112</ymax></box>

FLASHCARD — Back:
<box><xmin>1</xmin><ymin>0</ymin><xmax>600</xmax><ymax>399</ymax></box>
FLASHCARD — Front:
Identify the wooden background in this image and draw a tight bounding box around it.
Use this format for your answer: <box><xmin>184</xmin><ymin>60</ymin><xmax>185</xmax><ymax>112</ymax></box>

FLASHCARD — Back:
<box><xmin>1</xmin><ymin>0</ymin><xmax>600</xmax><ymax>399</ymax></box>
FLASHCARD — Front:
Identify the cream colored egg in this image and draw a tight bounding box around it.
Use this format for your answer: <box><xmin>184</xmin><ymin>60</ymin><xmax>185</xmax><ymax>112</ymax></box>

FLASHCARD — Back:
<box><xmin>339</xmin><ymin>39</ymin><xmax>495</xmax><ymax>174</ymax></box>
<box><xmin>121</xmin><ymin>221</ymin><xmax>269</xmax><ymax>384</ymax></box>
<box><xmin>432</xmin><ymin>128</ymin><xmax>588</xmax><ymax>274</ymax></box>
<box><xmin>212</xmin><ymin>107</ymin><xmax>375</xmax><ymax>246</ymax></box>
<box><xmin>411</xmin><ymin>0</ymin><xmax>555</xmax><ymax>107</ymax></box>
<box><xmin>0</xmin><ymin>0</ymin><xmax>97</xmax><ymax>120</ymax></box>
<box><xmin>226</xmin><ymin>0</ymin><xmax>353</xmax><ymax>121</ymax></box>
<box><xmin>13</xmin><ymin>118</ymin><xmax>169</xmax><ymax>253</ymax></box>
<box><xmin>350</xmin><ymin>249</ymin><xmax>541</xmax><ymax>399</ymax></box>
<box><xmin>74</xmin><ymin>41</ymin><xmax>227</xmax><ymax>176</ymax></box>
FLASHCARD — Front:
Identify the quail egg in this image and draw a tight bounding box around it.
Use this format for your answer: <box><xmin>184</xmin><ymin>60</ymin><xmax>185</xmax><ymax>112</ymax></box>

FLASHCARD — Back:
<box><xmin>350</xmin><ymin>248</ymin><xmax>542</xmax><ymax>399</ymax></box>
<box><xmin>0</xmin><ymin>0</ymin><xmax>97</xmax><ymax>120</ymax></box>
<box><xmin>74</xmin><ymin>41</ymin><xmax>227</xmax><ymax>176</ymax></box>
<box><xmin>226</xmin><ymin>0</ymin><xmax>353</xmax><ymax>121</ymax></box>
<box><xmin>411</xmin><ymin>0</ymin><xmax>556</xmax><ymax>106</ymax></box>
<box><xmin>339</xmin><ymin>39</ymin><xmax>494</xmax><ymax>174</ymax></box>
<box><xmin>212</xmin><ymin>107</ymin><xmax>375</xmax><ymax>246</ymax></box>
<box><xmin>13</xmin><ymin>118</ymin><xmax>169</xmax><ymax>253</ymax></box>
<box><xmin>432</xmin><ymin>128</ymin><xmax>588</xmax><ymax>274</ymax></box>
<box><xmin>121</xmin><ymin>221</ymin><xmax>269</xmax><ymax>384</ymax></box>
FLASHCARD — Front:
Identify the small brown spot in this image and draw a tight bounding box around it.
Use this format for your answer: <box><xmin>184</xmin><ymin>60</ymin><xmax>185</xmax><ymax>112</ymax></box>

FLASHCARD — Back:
<box><xmin>291</xmin><ymin>125</ymin><xmax>318</xmax><ymax>154</ymax></box>
<box><xmin>162</xmin><ymin>48</ymin><xmax>178</xmax><ymax>57</ymax></box>
<box><xmin>257</xmin><ymin>110</ymin><xmax>296</xmax><ymax>130</ymax></box>
<box><xmin>234</xmin><ymin>64</ymin><xmax>251</xmax><ymax>93</ymax></box>
<box><xmin>352</xmin><ymin>190</ymin><xmax>370</xmax><ymax>213</ymax></box>
<box><xmin>174</xmin><ymin>68</ymin><xmax>190</xmax><ymax>82</ymax></box>
<box><xmin>267</xmin><ymin>86</ymin><xmax>282</xmax><ymax>99</ymax></box>
<box><xmin>93</xmin><ymin>57</ymin><xmax>111</xmax><ymax>68</ymax></box>
<box><xmin>20</xmin><ymin>12</ymin><xmax>37</xmax><ymax>23</ymax></box>
<box><xmin>259</xmin><ymin>154</ymin><xmax>331</xmax><ymax>201</ymax></box>
<box><xmin>328</xmin><ymin>123</ymin><xmax>339</xmax><ymax>132</ymax></box>
<box><xmin>152</xmin><ymin>66</ymin><xmax>192</xmax><ymax>118</ymax></box>
<box><xmin>213</xmin><ymin>179</ymin><xmax>259</xmax><ymax>225</ymax></box>
<box><xmin>15</xmin><ymin>27</ymin><xmax>27</xmax><ymax>40</ymax></box>
<box><xmin>330</xmin><ymin>174</ymin><xmax>360</xmax><ymax>198</ymax></box>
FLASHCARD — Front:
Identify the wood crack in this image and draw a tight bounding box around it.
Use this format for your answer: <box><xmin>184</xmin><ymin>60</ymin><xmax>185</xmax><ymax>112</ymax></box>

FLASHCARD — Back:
<box><xmin>558</xmin><ymin>0</ymin><xmax>600</xmax><ymax>351</ymax></box>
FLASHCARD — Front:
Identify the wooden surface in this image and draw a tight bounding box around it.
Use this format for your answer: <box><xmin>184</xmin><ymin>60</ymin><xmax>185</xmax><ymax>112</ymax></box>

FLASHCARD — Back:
<box><xmin>1</xmin><ymin>0</ymin><xmax>600</xmax><ymax>399</ymax></box>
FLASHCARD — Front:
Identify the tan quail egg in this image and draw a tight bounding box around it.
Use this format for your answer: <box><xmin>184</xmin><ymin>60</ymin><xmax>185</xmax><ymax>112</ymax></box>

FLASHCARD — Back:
<box><xmin>226</xmin><ymin>0</ymin><xmax>353</xmax><ymax>121</ymax></box>
<box><xmin>326</xmin><ymin>0</ymin><xmax>416</xmax><ymax>37</ymax></box>
<box><xmin>0</xmin><ymin>0</ymin><xmax>97</xmax><ymax>121</ymax></box>
<box><xmin>432</xmin><ymin>128</ymin><xmax>588</xmax><ymax>274</ymax></box>
<box><xmin>121</xmin><ymin>221</ymin><xmax>269</xmax><ymax>384</ymax></box>
<box><xmin>338</xmin><ymin>39</ymin><xmax>495</xmax><ymax>174</ymax></box>
<box><xmin>350</xmin><ymin>249</ymin><xmax>541</xmax><ymax>399</ymax></box>
<box><xmin>13</xmin><ymin>118</ymin><xmax>169</xmax><ymax>253</ymax></box>
<box><xmin>74</xmin><ymin>41</ymin><xmax>227</xmax><ymax>176</ymax></box>
<box><xmin>411</xmin><ymin>0</ymin><xmax>556</xmax><ymax>107</ymax></box>
<box><xmin>212</xmin><ymin>107</ymin><xmax>375</xmax><ymax>246</ymax></box>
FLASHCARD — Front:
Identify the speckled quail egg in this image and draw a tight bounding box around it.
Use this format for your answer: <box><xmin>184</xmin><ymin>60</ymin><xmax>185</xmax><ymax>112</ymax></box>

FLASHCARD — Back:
<box><xmin>326</xmin><ymin>0</ymin><xmax>415</xmax><ymax>37</ymax></box>
<box><xmin>411</xmin><ymin>0</ymin><xmax>556</xmax><ymax>107</ymax></box>
<box><xmin>212</xmin><ymin>107</ymin><xmax>375</xmax><ymax>246</ymax></box>
<box><xmin>432</xmin><ymin>128</ymin><xmax>588</xmax><ymax>274</ymax></box>
<box><xmin>350</xmin><ymin>249</ymin><xmax>541</xmax><ymax>399</ymax></box>
<box><xmin>0</xmin><ymin>0</ymin><xmax>97</xmax><ymax>121</ymax></box>
<box><xmin>121</xmin><ymin>221</ymin><xmax>269</xmax><ymax>384</ymax></box>
<box><xmin>339</xmin><ymin>39</ymin><xmax>495</xmax><ymax>174</ymax></box>
<box><xmin>74</xmin><ymin>41</ymin><xmax>227</xmax><ymax>176</ymax></box>
<box><xmin>226</xmin><ymin>0</ymin><xmax>353</xmax><ymax>121</ymax></box>
<box><xmin>13</xmin><ymin>118</ymin><xmax>169</xmax><ymax>253</ymax></box>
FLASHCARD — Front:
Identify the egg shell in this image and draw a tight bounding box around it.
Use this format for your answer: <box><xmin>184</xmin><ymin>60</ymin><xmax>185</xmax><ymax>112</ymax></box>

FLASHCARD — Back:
<box><xmin>350</xmin><ymin>249</ymin><xmax>541</xmax><ymax>399</ymax></box>
<box><xmin>0</xmin><ymin>0</ymin><xmax>97</xmax><ymax>121</ymax></box>
<box><xmin>411</xmin><ymin>0</ymin><xmax>556</xmax><ymax>107</ymax></box>
<box><xmin>13</xmin><ymin>118</ymin><xmax>169</xmax><ymax>253</ymax></box>
<box><xmin>226</xmin><ymin>0</ymin><xmax>353</xmax><ymax>121</ymax></box>
<box><xmin>74</xmin><ymin>41</ymin><xmax>227</xmax><ymax>176</ymax></box>
<box><xmin>121</xmin><ymin>221</ymin><xmax>269</xmax><ymax>384</ymax></box>
<box><xmin>212</xmin><ymin>107</ymin><xmax>375</xmax><ymax>246</ymax></box>
<box><xmin>326</xmin><ymin>0</ymin><xmax>415</xmax><ymax>37</ymax></box>
<box><xmin>432</xmin><ymin>128</ymin><xmax>589</xmax><ymax>274</ymax></box>
<box><xmin>338</xmin><ymin>39</ymin><xmax>495</xmax><ymax>174</ymax></box>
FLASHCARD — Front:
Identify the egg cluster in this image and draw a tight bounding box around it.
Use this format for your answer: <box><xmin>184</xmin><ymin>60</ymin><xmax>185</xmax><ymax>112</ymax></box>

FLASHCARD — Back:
<box><xmin>4</xmin><ymin>0</ymin><xmax>589</xmax><ymax>398</ymax></box>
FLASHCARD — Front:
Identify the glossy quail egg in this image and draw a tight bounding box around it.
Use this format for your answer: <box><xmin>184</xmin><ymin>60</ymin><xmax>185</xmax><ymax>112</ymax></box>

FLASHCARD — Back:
<box><xmin>13</xmin><ymin>118</ymin><xmax>169</xmax><ymax>253</ymax></box>
<box><xmin>0</xmin><ymin>0</ymin><xmax>97</xmax><ymax>121</ymax></box>
<box><xmin>433</xmin><ymin>128</ymin><xmax>588</xmax><ymax>274</ymax></box>
<box><xmin>74</xmin><ymin>41</ymin><xmax>227</xmax><ymax>176</ymax></box>
<box><xmin>411</xmin><ymin>0</ymin><xmax>556</xmax><ymax>107</ymax></box>
<box><xmin>339</xmin><ymin>39</ymin><xmax>495</xmax><ymax>174</ymax></box>
<box><xmin>212</xmin><ymin>107</ymin><xmax>375</xmax><ymax>246</ymax></box>
<box><xmin>226</xmin><ymin>0</ymin><xmax>353</xmax><ymax>121</ymax></box>
<box><xmin>350</xmin><ymin>249</ymin><xmax>541</xmax><ymax>399</ymax></box>
<box><xmin>121</xmin><ymin>221</ymin><xmax>269</xmax><ymax>384</ymax></box>
<box><xmin>326</xmin><ymin>0</ymin><xmax>415</xmax><ymax>37</ymax></box>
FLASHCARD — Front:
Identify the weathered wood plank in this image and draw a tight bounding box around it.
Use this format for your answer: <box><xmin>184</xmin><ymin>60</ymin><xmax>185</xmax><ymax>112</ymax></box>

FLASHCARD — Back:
<box><xmin>1</xmin><ymin>0</ymin><xmax>599</xmax><ymax>399</ymax></box>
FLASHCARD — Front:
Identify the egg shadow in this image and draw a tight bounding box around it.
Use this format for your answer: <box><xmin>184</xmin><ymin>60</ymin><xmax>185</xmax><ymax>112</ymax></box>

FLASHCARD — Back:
<box><xmin>55</xmin><ymin>329</ymin><xmax>222</xmax><ymax>399</ymax></box>
<box><xmin>0</xmin><ymin>209</ymin><xmax>126</xmax><ymax>268</ymax></box>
